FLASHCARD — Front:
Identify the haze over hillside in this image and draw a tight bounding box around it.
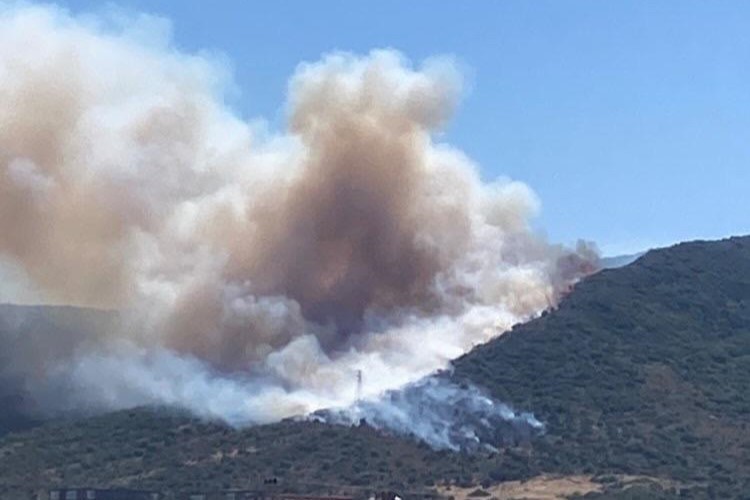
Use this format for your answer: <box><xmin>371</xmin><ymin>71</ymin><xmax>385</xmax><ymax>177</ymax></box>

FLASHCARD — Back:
<box><xmin>1</xmin><ymin>235</ymin><xmax>749</xmax><ymax>498</ymax></box>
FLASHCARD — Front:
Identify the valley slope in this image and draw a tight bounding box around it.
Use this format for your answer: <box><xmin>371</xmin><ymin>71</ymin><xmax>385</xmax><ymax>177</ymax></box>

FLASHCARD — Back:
<box><xmin>1</xmin><ymin>236</ymin><xmax>749</xmax><ymax>498</ymax></box>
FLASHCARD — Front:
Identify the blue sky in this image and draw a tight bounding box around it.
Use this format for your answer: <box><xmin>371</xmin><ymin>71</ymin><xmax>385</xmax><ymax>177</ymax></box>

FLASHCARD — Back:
<box><xmin>57</xmin><ymin>0</ymin><xmax>750</xmax><ymax>255</ymax></box>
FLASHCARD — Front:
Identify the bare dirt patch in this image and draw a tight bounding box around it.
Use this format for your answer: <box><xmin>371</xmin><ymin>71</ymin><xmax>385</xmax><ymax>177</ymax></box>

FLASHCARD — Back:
<box><xmin>439</xmin><ymin>474</ymin><xmax>683</xmax><ymax>500</ymax></box>
<box><xmin>439</xmin><ymin>475</ymin><xmax>602</xmax><ymax>500</ymax></box>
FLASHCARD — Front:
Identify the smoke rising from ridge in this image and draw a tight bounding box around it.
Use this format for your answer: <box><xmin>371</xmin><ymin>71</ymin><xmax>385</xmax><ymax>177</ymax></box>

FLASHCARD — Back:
<box><xmin>313</xmin><ymin>376</ymin><xmax>544</xmax><ymax>451</ymax></box>
<box><xmin>0</xmin><ymin>5</ymin><xmax>598</xmax><ymax>446</ymax></box>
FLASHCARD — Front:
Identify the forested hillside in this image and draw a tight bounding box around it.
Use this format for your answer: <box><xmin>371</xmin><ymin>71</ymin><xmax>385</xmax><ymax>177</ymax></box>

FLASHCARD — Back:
<box><xmin>2</xmin><ymin>237</ymin><xmax>749</xmax><ymax>498</ymax></box>
<box><xmin>454</xmin><ymin>236</ymin><xmax>750</xmax><ymax>496</ymax></box>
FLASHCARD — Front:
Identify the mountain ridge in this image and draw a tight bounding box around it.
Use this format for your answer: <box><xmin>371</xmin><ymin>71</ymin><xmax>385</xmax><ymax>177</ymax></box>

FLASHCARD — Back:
<box><xmin>1</xmin><ymin>236</ymin><xmax>749</xmax><ymax>498</ymax></box>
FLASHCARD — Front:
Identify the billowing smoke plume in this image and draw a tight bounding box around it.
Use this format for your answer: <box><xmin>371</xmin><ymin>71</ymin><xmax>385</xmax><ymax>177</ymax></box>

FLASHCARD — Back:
<box><xmin>0</xmin><ymin>5</ymin><xmax>598</xmax><ymax>445</ymax></box>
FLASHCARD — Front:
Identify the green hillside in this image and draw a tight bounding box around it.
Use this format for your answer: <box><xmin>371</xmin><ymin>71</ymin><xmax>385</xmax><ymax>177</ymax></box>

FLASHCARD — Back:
<box><xmin>1</xmin><ymin>236</ymin><xmax>749</xmax><ymax>498</ymax></box>
<box><xmin>453</xmin><ymin>236</ymin><xmax>750</xmax><ymax>496</ymax></box>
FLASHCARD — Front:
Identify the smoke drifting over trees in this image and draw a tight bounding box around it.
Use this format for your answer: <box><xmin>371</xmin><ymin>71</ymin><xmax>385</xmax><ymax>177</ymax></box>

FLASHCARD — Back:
<box><xmin>0</xmin><ymin>4</ymin><xmax>597</xmax><ymax>444</ymax></box>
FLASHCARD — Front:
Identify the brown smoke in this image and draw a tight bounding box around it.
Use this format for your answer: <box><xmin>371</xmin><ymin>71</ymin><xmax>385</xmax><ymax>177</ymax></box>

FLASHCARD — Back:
<box><xmin>228</xmin><ymin>54</ymin><xmax>466</xmax><ymax>338</ymax></box>
<box><xmin>0</xmin><ymin>5</ymin><xmax>598</xmax><ymax>423</ymax></box>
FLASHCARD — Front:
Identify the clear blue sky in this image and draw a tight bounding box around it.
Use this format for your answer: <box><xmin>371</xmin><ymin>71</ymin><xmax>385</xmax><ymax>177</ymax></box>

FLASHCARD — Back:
<box><xmin>58</xmin><ymin>0</ymin><xmax>750</xmax><ymax>255</ymax></box>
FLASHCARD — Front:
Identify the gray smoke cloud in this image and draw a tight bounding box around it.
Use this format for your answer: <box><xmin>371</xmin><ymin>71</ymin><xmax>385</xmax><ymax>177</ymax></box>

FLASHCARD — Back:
<box><xmin>0</xmin><ymin>4</ymin><xmax>598</xmax><ymax>447</ymax></box>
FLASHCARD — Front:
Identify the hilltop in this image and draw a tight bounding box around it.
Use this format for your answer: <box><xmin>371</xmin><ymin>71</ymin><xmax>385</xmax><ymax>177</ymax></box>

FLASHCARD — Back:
<box><xmin>453</xmin><ymin>236</ymin><xmax>750</xmax><ymax>495</ymax></box>
<box><xmin>1</xmin><ymin>236</ymin><xmax>750</xmax><ymax>498</ymax></box>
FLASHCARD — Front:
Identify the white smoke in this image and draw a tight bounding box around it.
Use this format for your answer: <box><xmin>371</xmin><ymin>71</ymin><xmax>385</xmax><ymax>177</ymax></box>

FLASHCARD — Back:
<box><xmin>313</xmin><ymin>376</ymin><xmax>544</xmax><ymax>451</ymax></box>
<box><xmin>0</xmin><ymin>4</ymin><xmax>598</xmax><ymax>447</ymax></box>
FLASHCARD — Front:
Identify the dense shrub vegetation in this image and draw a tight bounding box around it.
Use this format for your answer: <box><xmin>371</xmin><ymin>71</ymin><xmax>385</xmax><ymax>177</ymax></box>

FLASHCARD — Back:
<box><xmin>1</xmin><ymin>236</ymin><xmax>749</xmax><ymax>498</ymax></box>
<box><xmin>453</xmin><ymin>236</ymin><xmax>750</xmax><ymax>497</ymax></box>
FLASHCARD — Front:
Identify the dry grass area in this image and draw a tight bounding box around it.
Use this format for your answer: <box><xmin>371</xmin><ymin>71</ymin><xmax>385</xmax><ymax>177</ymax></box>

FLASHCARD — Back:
<box><xmin>438</xmin><ymin>474</ymin><xmax>681</xmax><ymax>500</ymax></box>
<box><xmin>439</xmin><ymin>475</ymin><xmax>602</xmax><ymax>500</ymax></box>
